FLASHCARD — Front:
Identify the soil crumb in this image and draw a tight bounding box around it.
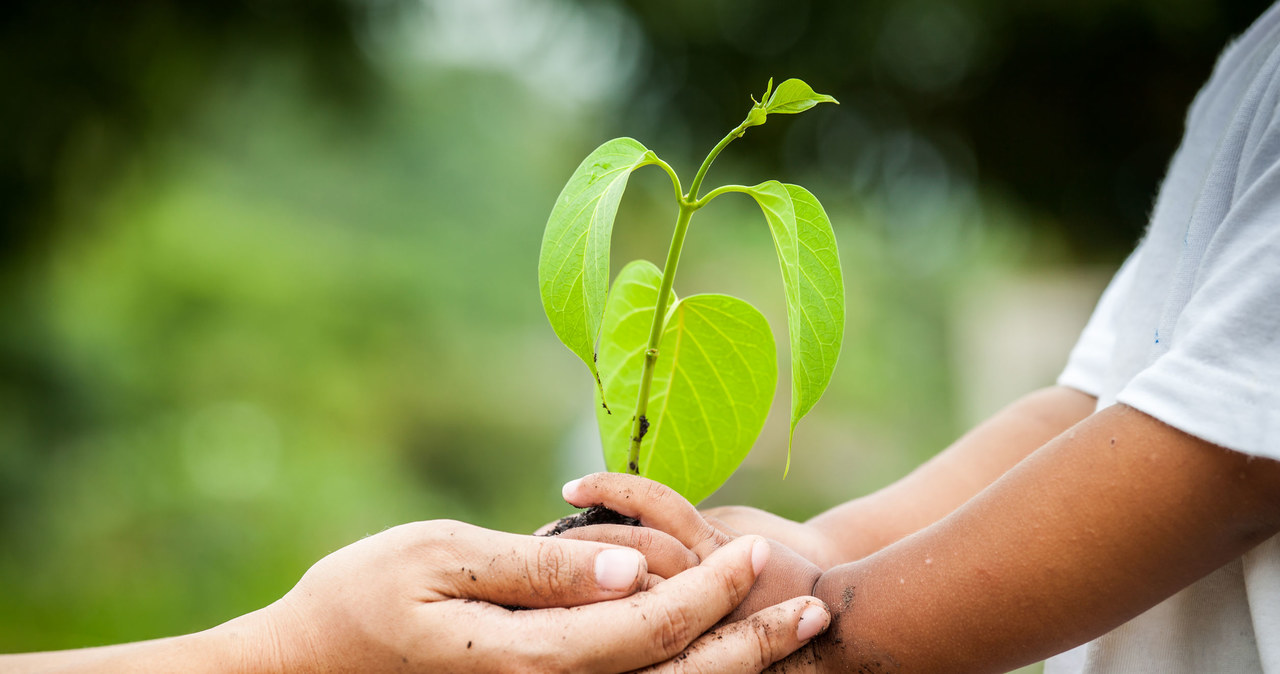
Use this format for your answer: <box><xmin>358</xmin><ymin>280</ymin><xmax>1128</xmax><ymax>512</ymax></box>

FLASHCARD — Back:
<box><xmin>542</xmin><ymin>505</ymin><xmax>640</xmax><ymax>536</ymax></box>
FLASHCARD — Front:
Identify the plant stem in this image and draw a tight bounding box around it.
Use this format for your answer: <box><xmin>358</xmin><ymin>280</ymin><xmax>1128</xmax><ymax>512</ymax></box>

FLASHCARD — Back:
<box><xmin>687</xmin><ymin>122</ymin><xmax>749</xmax><ymax>202</ymax></box>
<box><xmin>626</xmin><ymin>201</ymin><xmax>694</xmax><ymax>474</ymax></box>
<box><xmin>694</xmin><ymin>184</ymin><xmax>752</xmax><ymax>209</ymax></box>
<box><xmin>647</xmin><ymin>156</ymin><xmax>685</xmax><ymax>205</ymax></box>
<box><xmin>626</xmin><ymin>117</ymin><xmax>752</xmax><ymax>475</ymax></box>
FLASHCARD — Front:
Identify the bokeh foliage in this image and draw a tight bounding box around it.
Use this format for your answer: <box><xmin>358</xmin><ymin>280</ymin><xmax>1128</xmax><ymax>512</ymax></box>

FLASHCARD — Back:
<box><xmin>0</xmin><ymin>0</ymin><xmax>1270</xmax><ymax>652</ymax></box>
<box><xmin>607</xmin><ymin>0</ymin><xmax>1273</xmax><ymax>260</ymax></box>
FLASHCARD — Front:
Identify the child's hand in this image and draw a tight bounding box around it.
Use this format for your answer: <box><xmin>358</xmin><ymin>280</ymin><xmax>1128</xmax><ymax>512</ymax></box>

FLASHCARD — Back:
<box><xmin>559</xmin><ymin>473</ymin><xmax>825</xmax><ymax>623</ymax></box>
<box><xmin>701</xmin><ymin>505</ymin><xmax>843</xmax><ymax>570</ymax></box>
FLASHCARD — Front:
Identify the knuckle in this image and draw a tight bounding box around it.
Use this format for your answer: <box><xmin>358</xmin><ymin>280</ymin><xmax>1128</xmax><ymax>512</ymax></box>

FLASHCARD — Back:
<box><xmin>712</xmin><ymin>561</ymin><xmax>750</xmax><ymax>607</ymax></box>
<box><xmin>424</xmin><ymin>518</ymin><xmax>459</xmax><ymax>534</ymax></box>
<box><xmin>405</xmin><ymin>519</ymin><xmax>463</xmax><ymax>546</ymax></box>
<box><xmin>528</xmin><ymin>541</ymin><xmax>575</xmax><ymax>598</ymax></box>
<box><xmin>747</xmin><ymin>613</ymin><xmax>782</xmax><ymax>666</ymax></box>
<box><xmin>642</xmin><ymin>478</ymin><xmax>675</xmax><ymax>509</ymax></box>
<box><xmin>410</xmin><ymin>520</ymin><xmax>467</xmax><ymax>563</ymax></box>
<box><xmin>701</xmin><ymin>523</ymin><xmax>732</xmax><ymax>550</ymax></box>
<box><xmin>650</xmin><ymin>602</ymin><xmax>697</xmax><ymax>657</ymax></box>
<box><xmin>631</xmin><ymin>525</ymin><xmax>659</xmax><ymax>551</ymax></box>
<box><xmin>689</xmin><ymin>520</ymin><xmax>732</xmax><ymax>555</ymax></box>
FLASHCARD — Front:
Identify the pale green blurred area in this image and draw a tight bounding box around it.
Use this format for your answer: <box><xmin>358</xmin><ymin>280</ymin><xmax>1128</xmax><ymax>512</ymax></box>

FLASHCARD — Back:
<box><xmin>2</xmin><ymin>0</ymin><xmax>1108</xmax><ymax>662</ymax></box>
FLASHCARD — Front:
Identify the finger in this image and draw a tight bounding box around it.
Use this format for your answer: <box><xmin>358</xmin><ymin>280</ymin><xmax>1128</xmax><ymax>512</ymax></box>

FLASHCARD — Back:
<box><xmin>437</xmin><ymin>523</ymin><xmax>649</xmax><ymax>608</ymax></box>
<box><xmin>703</xmin><ymin>514</ymin><xmax>744</xmax><ymax>537</ymax></box>
<box><xmin>563</xmin><ymin>473</ymin><xmax>732</xmax><ymax>559</ymax></box>
<box><xmin>554</xmin><ymin>523</ymin><xmax>699</xmax><ymax>578</ymax></box>
<box><xmin>721</xmin><ymin>540</ymin><xmax>825</xmax><ymax>625</ymax></box>
<box><xmin>701</xmin><ymin>505</ymin><xmax>760</xmax><ymax>535</ymax></box>
<box><xmin>639</xmin><ymin>596</ymin><xmax>831</xmax><ymax>674</ymax></box>
<box><xmin>535</xmin><ymin>535</ymin><xmax>772</xmax><ymax>673</ymax></box>
<box><xmin>640</xmin><ymin>572</ymin><xmax>664</xmax><ymax>591</ymax></box>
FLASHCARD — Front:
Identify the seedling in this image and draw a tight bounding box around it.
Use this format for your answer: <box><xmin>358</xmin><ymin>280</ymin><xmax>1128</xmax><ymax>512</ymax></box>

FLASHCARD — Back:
<box><xmin>539</xmin><ymin>78</ymin><xmax>844</xmax><ymax>505</ymax></box>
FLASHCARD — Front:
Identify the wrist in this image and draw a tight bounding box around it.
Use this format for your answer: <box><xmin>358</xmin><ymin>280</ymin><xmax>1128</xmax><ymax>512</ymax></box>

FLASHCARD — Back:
<box><xmin>738</xmin><ymin>541</ymin><xmax>824</xmax><ymax>620</ymax></box>
<box><xmin>25</xmin><ymin>611</ymin><xmax>298</xmax><ymax>674</ymax></box>
<box><xmin>806</xmin><ymin>497</ymin><xmax>894</xmax><ymax>565</ymax></box>
<box><xmin>808</xmin><ymin>564</ymin><xmax>872</xmax><ymax>672</ymax></box>
<box><xmin>204</xmin><ymin>602</ymin><xmax>309</xmax><ymax>674</ymax></box>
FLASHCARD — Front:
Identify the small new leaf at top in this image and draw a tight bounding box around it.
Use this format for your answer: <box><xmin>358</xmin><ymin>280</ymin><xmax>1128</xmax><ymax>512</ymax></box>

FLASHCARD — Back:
<box><xmin>764</xmin><ymin>78</ymin><xmax>838</xmax><ymax>115</ymax></box>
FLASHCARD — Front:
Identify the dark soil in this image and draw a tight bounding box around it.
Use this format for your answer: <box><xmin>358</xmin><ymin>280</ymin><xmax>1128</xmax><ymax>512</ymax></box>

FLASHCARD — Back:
<box><xmin>542</xmin><ymin>505</ymin><xmax>640</xmax><ymax>536</ymax></box>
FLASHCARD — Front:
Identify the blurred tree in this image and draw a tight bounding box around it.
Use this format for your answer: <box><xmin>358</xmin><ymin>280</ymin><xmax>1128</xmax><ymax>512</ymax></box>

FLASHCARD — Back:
<box><xmin>0</xmin><ymin>0</ymin><xmax>380</xmax><ymax>569</ymax></box>
<box><xmin>588</xmin><ymin>0</ymin><xmax>1273</xmax><ymax>261</ymax></box>
<box><xmin>4</xmin><ymin>0</ymin><xmax>1273</xmax><ymax>273</ymax></box>
<box><xmin>0</xmin><ymin>0</ymin><xmax>373</xmax><ymax>267</ymax></box>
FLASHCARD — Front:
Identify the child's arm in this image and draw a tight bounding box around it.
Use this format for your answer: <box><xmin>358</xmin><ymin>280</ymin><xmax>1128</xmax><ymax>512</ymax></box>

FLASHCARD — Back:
<box><xmin>801</xmin><ymin>403</ymin><xmax>1280</xmax><ymax>672</ymax></box>
<box><xmin>704</xmin><ymin>385</ymin><xmax>1098</xmax><ymax>568</ymax></box>
<box><xmin>564</xmin><ymin>403</ymin><xmax>1280</xmax><ymax>672</ymax></box>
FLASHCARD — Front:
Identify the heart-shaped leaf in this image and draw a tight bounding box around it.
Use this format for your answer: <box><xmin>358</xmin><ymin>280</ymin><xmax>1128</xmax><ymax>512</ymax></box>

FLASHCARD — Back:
<box><xmin>539</xmin><ymin>138</ymin><xmax>658</xmax><ymax>402</ymax></box>
<box><xmin>594</xmin><ymin>260</ymin><xmax>672</xmax><ymax>474</ymax></box>
<box><xmin>595</xmin><ymin>260</ymin><xmax>777</xmax><ymax>504</ymax></box>
<box><xmin>743</xmin><ymin>181</ymin><xmax>844</xmax><ymax>471</ymax></box>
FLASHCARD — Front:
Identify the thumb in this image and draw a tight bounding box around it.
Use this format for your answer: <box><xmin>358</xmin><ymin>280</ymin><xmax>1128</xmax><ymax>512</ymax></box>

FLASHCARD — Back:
<box><xmin>443</xmin><ymin>527</ymin><xmax>648</xmax><ymax>608</ymax></box>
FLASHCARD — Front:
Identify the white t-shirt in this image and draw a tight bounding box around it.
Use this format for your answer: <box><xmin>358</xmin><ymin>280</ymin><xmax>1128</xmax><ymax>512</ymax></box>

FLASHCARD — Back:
<box><xmin>1047</xmin><ymin>3</ymin><xmax>1280</xmax><ymax>672</ymax></box>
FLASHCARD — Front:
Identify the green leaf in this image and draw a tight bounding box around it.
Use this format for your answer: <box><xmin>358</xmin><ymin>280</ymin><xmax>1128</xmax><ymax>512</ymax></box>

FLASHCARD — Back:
<box><xmin>764</xmin><ymin>78</ymin><xmax>838</xmax><ymax>115</ymax></box>
<box><xmin>539</xmin><ymin>138</ymin><xmax>657</xmax><ymax>400</ymax></box>
<box><xmin>743</xmin><ymin>182</ymin><xmax>845</xmax><ymax>472</ymax></box>
<box><xmin>594</xmin><ymin>260</ymin><xmax>670</xmax><ymax>475</ymax></box>
<box><xmin>596</xmin><ymin>260</ymin><xmax>777</xmax><ymax>505</ymax></box>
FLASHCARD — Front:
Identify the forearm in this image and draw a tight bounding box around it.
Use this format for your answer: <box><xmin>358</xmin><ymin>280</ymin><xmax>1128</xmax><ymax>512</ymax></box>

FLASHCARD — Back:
<box><xmin>807</xmin><ymin>385</ymin><xmax>1097</xmax><ymax>562</ymax></box>
<box><xmin>0</xmin><ymin>609</ymin><xmax>281</xmax><ymax>674</ymax></box>
<box><xmin>807</xmin><ymin>405</ymin><xmax>1280</xmax><ymax>673</ymax></box>
<box><xmin>0</xmin><ymin>644</ymin><xmax>151</xmax><ymax>673</ymax></box>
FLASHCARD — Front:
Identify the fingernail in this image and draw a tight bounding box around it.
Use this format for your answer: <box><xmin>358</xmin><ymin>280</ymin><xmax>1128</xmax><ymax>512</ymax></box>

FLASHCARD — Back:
<box><xmin>751</xmin><ymin>538</ymin><xmax>770</xmax><ymax>575</ymax></box>
<box><xmin>561</xmin><ymin>478</ymin><xmax>582</xmax><ymax>502</ymax></box>
<box><xmin>796</xmin><ymin>604</ymin><xmax>830</xmax><ymax>641</ymax></box>
<box><xmin>595</xmin><ymin>548</ymin><xmax>642</xmax><ymax>591</ymax></box>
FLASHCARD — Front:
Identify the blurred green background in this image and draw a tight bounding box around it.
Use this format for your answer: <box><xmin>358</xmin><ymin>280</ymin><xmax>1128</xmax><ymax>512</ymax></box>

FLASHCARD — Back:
<box><xmin>0</xmin><ymin>0</ymin><xmax>1270</xmax><ymax>658</ymax></box>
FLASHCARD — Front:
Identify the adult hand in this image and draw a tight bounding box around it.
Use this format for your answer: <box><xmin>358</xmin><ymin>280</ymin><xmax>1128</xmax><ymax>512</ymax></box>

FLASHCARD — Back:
<box><xmin>6</xmin><ymin>520</ymin><xmax>830</xmax><ymax>673</ymax></box>
<box><xmin>260</xmin><ymin>520</ymin><xmax>830</xmax><ymax>672</ymax></box>
<box><xmin>558</xmin><ymin>474</ymin><xmax>825</xmax><ymax>624</ymax></box>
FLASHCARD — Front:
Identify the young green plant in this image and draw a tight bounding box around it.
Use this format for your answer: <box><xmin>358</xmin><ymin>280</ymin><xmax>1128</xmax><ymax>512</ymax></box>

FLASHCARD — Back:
<box><xmin>539</xmin><ymin>78</ymin><xmax>844</xmax><ymax>505</ymax></box>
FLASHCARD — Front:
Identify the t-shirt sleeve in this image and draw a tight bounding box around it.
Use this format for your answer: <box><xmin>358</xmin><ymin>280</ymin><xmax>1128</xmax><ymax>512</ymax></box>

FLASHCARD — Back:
<box><xmin>1057</xmin><ymin>250</ymin><xmax>1142</xmax><ymax>400</ymax></box>
<box><xmin>1116</xmin><ymin>161</ymin><xmax>1280</xmax><ymax>460</ymax></box>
